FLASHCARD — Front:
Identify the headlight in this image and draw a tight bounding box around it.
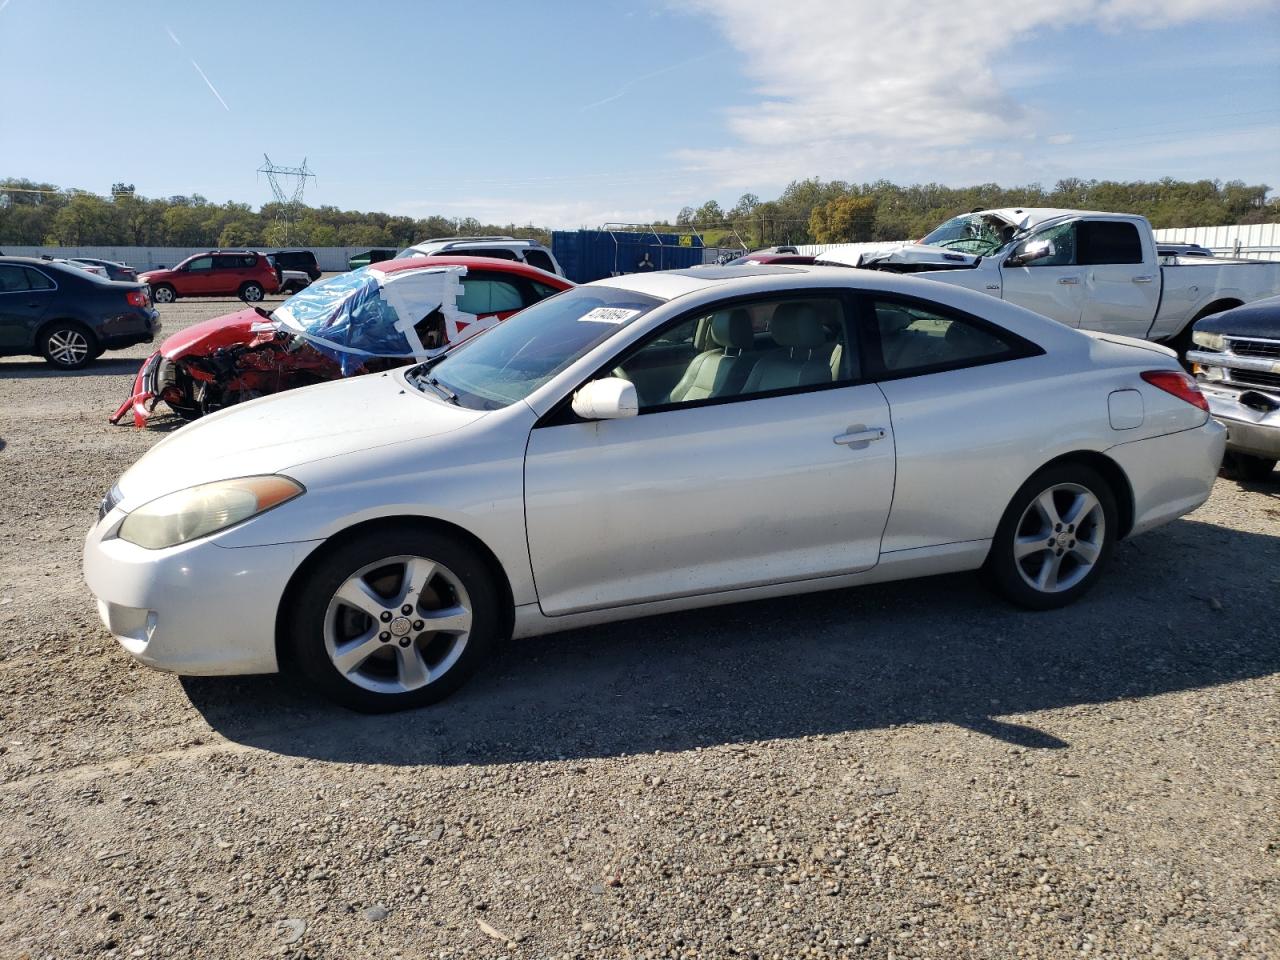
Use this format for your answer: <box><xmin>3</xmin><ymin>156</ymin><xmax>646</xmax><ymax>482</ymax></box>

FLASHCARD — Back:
<box><xmin>118</xmin><ymin>475</ymin><xmax>304</xmax><ymax>549</ymax></box>
<box><xmin>1192</xmin><ymin>331</ymin><xmax>1225</xmax><ymax>351</ymax></box>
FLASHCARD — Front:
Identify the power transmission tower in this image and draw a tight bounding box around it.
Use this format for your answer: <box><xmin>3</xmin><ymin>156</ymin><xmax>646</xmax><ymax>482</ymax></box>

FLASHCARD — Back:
<box><xmin>257</xmin><ymin>154</ymin><xmax>316</xmax><ymax>244</ymax></box>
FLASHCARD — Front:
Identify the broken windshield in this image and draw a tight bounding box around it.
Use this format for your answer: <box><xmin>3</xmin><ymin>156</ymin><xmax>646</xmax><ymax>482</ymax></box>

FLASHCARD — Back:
<box><xmin>271</xmin><ymin>265</ymin><xmax>483</xmax><ymax>375</ymax></box>
<box><xmin>921</xmin><ymin>214</ymin><xmax>1011</xmax><ymax>255</ymax></box>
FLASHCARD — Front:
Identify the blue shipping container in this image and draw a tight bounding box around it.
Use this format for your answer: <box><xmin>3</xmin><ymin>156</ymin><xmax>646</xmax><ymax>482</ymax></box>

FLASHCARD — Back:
<box><xmin>552</xmin><ymin>230</ymin><xmax>704</xmax><ymax>284</ymax></box>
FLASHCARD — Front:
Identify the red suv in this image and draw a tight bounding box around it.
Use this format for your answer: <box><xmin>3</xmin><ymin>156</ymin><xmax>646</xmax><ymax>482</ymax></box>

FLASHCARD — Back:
<box><xmin>139</xmin><ymin>251</ymin><xmax>279</xmax><ymax>303</ymax></box>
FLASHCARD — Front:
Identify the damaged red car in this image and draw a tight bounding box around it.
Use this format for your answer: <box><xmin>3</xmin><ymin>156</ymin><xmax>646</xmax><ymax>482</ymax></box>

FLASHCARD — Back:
<box><xmin>112</xmin><ymin>257</ymin><xmax>572</xmax><ymax>427</ymax></box>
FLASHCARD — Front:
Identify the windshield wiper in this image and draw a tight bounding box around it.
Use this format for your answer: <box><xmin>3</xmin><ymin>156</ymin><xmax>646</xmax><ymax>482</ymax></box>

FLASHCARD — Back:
<box><xmin>423</xmin><ymin>374</ymin><xmax>458</xmax><ymax>404</ymax></box>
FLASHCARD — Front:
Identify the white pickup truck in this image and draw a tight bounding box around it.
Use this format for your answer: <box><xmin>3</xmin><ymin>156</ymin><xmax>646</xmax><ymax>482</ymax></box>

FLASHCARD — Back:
<box><xmin>822</xmin><ymin>208</ymin><xmax>1280</xmax><ymax>349</ymax></box>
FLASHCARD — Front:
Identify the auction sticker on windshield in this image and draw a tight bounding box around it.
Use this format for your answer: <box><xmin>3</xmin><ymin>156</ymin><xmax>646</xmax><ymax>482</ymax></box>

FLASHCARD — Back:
<box><xmin>578</xmin><ymin>307</ymin><xmax>641</xmax><ymax>324</ymax></box>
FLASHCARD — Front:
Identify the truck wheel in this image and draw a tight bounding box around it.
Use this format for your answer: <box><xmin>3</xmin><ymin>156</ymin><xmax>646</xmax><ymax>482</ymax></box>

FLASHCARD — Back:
<box><xmin>1220</xmin><ymin>452</ymin><xmax>1276</xmax><ymax>482</ymax></box>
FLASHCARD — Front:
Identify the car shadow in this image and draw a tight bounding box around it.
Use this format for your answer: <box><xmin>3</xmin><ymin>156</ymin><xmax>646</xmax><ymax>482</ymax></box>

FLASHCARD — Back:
<box><xmin>0</xmin><ymin>357</ymin><xmax>143</xmax><ymax>379</ymax></box>
<box><xmin>183</xmin><ymin>518</ymin><xmax>1280</xmax><ymax>765</ymax></box>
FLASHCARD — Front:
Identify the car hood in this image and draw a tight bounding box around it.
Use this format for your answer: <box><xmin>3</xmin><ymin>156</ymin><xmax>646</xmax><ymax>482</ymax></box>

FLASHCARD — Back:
<box><xmin>817</xmin><ymin>243</ymin><xmax>982</xmax><ymax>270</ymax></box>
<box><xmin>159</xmin><ymin>307</ymin><xmax>264</xmax><ymax>358</ymax></box>
<box><xmin>1194</xmin><ymin>295</ymin><xmax>1280</xmax><ymax>339</ymax></box>
<box><xmin>138</xmin><ymin>269</ymin><xmax>176</xmax><ymax>283</ymax></box>
<box><xmin>115</xmin><ymin>370</ymin><xmax>484</xmax><ymax>507</ymax></box>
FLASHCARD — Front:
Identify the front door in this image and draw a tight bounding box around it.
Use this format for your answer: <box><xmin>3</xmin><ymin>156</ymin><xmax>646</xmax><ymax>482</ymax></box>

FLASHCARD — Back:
<box><xmin>999</xmin><ymin>220</ymin><xmax>1084</xmax><ymax>327</ymax></box>
<box><xmin>0</xmin><ymin>265</ymin><xmax>55</xmax><ymax>350</ymax></box>
<box><xmin>523</xmin><ymin>291</ymin><xmax>897</xmax><ymax>616</ymax></box>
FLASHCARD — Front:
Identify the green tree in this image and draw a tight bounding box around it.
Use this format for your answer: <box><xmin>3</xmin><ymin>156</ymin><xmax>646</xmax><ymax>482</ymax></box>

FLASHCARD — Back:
<box><xmin>809</xmin><ymin>195</ymin><xmax>878</xmax><ymax>243</ymax></box>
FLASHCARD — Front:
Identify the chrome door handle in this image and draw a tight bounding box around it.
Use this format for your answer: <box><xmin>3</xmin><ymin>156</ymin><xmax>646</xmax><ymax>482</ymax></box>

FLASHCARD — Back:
<box><xmin>834</xmin><ymin>426</ymin><xmax>886</xmax><ymax>447</ymax></box>
<box><xmin>1132</xmin><ymin>275</ymin><xmax>1154</xmax><ymax>283</ymax></box>
<box><xmin>1057</xmin><ymin>276</ymin><xmax>1080</xmax><ymax>285</ymax></box>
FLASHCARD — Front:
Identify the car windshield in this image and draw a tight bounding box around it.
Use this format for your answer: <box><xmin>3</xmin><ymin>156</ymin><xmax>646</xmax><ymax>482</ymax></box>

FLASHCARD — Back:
<box><xmin>921</xmin><ymin>214</ymin><xmax>1010</xmax><ymax>255</ymax></box>
<box><xmin>416</xmin><ymin>286</ymin><xmax>661</xmax><ymax>410</ymax></box>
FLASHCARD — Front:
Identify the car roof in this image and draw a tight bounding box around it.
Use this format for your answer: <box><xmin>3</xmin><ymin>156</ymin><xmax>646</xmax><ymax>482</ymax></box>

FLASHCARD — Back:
<box><xmin>371</xmin><ymin>255</ymin><xmax>571</xmax><ymax>286</ymax></box>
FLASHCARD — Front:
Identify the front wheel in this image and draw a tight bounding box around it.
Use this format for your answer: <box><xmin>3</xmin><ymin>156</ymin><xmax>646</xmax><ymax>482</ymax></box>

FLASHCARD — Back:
<box><xmin>40</xmin><ymin>321</ymin><xmax>99</xmax><ymax>370</ymax></box>
<box><xmin>287</xmin><ymin>528</ymin><xmax>501</xmax><ymax>712</ymax></box>
<box><xmin>239</xmin><ymin>282</ymin><xmax>265</xmax><ymax>302</ymax></box>
<box><xmin>151</xmin><ymin>284</ymin><xmax>176</xmax><ymax>304</ymax></box>
<box><xmin>1220</xmin><ymin>451</ymin><xmax>1276</xmax><ymax>482</ymax></box>
<box><xmin>984</xmin><ymin>463</ymin><xmax>1118</xmax><ymax>610</ymax></box>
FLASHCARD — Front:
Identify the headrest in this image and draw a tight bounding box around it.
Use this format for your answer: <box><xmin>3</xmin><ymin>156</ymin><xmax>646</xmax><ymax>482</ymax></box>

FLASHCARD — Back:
<box><xmin>876</xmin><ymin>306</ymin><xmax>915</xmax><ymax>335</ymax></box>
<box><xmin>770</xmin><ymin>302</ymin><xmax>826</xmax><ymax>349</ymax></box>
<box><xmin>709</xmin><ymin>308</ymin><xmax>753</xmax><ymax>349</ymax></box>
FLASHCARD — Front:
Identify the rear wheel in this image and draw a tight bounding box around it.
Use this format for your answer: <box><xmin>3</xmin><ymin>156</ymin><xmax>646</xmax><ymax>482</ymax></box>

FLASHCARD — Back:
<box><xmin>985</xmin><ymin>463</ymin><xmax>1117</xmax><ymax>610</ymax></box>
<box><xmin>39</xmin><ymin>321</ymin><xmax>99</xmax><ymax>370</ymax></box>
<box><xmin>151</xmin><ymin>284</ymin><xmax>176</xmax><ymax>304</ymax></box>
<box><xmin>1220</xmin><ymin>451</ymin><xmax>1276</xmax><ymax>482</ymax></box>
<box><xmin>287</xmin><ymin>528</ymin><xmax>501</xmax><ymax>712</ymax></box>
<box><xmin>239</xmin><ymin>282</ymin><xmax>265</xmax><ymax>302</ymax></box>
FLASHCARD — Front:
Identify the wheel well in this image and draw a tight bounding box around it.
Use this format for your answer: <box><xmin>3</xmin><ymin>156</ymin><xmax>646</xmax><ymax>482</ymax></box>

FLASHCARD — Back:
<box><xmin>1035</xmin><ymin>451</ymin><xmax>1135</xmax><ymax>540</ymax></box>
<box><xmin>32</xmin><ymin>317</ymin><xmax>95</xmax><ymax>351</ymax></box>
<box><xmin>273</xmin><ymin>515</ymin><xmax>517</xmax><ymax>673</ymax></box>
<box><xmin>1168</xmin><ymin>298</ymin><xmax>1244</xmax><ymax>344</ymax></box>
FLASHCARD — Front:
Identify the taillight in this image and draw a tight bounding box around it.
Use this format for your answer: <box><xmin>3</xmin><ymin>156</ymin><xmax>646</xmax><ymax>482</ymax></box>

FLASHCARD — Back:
<box><xmin>1141</xmin><ymin>369</ymin><xmax>1209</xmax><ymax>412</ymax></box>
<box><xmin>126</xmin><ymin>289</ymin><xmax>149</xmax><ymax>308</ymax></box>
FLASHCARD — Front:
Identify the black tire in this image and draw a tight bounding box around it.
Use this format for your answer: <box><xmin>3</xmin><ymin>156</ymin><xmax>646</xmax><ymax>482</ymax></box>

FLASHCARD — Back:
<box><xmin>984</xmin><ymin>462</ymin><xmax>1118</xmax><ymax>610</ymax></box>
<box><xmin>286</xmin><ymin>527</ymin><xmax>501</xmax><ymax>712</ymax></box>
<box><xmin>239</xmin><ymin>282</ymin><xmax>265</xmax><ymax>302</ymax></box>
<box><xmin>151</xmin><ymin>284</ymin><xmax>176</xmax><ymax>304</ymax></box>
<box><xmin>39</xmin><ymin>320</ymin><xmax>99</xmax><ymax>370</ymax></box>
<box><xmin>1220</xmin><ymin>451</ymin><xmax>1276</xmax><ymax>482</ymax></box>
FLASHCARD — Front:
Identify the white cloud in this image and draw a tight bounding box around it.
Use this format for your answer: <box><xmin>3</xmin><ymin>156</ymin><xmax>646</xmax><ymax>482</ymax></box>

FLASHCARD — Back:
<box><xmin>679</xmin><ymin>0</ymin><xmax>1277</xmax><ymax>189</ymax></box>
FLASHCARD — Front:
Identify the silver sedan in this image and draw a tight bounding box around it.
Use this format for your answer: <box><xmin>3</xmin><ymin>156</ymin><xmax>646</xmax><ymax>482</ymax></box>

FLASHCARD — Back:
<box><xmin>84</xmin><ymin>265</ymin><xmax>1225</xmax><ymax>711</ymax></box>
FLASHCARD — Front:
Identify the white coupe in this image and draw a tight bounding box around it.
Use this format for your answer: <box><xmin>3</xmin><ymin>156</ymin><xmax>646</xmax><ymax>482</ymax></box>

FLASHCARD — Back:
<box><xmin>84</xmin><ymin>265</ymin><xmax>1225</xmax><ymax>711</ymax></box>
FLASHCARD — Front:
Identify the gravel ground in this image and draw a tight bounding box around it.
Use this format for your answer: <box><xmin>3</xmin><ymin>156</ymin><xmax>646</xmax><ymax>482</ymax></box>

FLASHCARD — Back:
<box><xmin>1</xmin><ymin>296</ymin><xmax>1277</xmax><ymax>960</ymax></box>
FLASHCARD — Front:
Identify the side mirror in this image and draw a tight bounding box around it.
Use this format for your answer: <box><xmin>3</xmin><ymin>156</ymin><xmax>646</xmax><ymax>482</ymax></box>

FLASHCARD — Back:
<box><xmin>1008</xmin><ymin>238</ymin><xmax>1055</xmax><ymax>267</ymax></box>
<box><xmin>572</xmin><ymin>377</ymin><xmax>638</xmax><ymax>420</ymax></box>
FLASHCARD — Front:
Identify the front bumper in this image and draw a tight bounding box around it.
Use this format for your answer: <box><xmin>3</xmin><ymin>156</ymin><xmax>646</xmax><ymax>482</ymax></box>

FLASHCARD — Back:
<box><xmin>83</xmin><ymin>515</ymin><xmax>321</xmax><ymax>675</ymax></box>
<box><xmin>1199</xmin><ymin>384</ymin><xmax>1280</xmax><ymax>460</ymax></box>
<box><xmin>110</xmin><ymin>352</ymin><xmax>160</xmax><ymax>426</ymax></box>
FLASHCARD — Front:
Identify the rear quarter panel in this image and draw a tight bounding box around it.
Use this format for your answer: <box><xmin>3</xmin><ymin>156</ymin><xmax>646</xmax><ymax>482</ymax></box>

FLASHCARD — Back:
<box><xmin>878</xmin><ymin>334</ymin><xmax>1206</xmax><ymax>552</ymax></box>
<box><xmin>1152</xmin><ymin>260</ymin><xmax>1280</xmax><ymax>339</ymax></box>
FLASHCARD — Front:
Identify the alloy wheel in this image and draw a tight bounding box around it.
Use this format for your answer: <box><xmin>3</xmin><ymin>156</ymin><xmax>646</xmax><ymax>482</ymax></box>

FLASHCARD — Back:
<box><xmin>47</xmin><ymin>328</ymin><xmax>90</xmax><ymax>366</ymax></box>
<box><xmin>153</xmin><ymin>286</ymin><xmax>174</xmax><ymax>303</ymax></box>
<box><xmin>1012</xmin><ymin>482</ymin><xmax>1106</xmax><ymax>594</ymax></box>
<box><xmin>323</xmin><ymin>554</ymin><xmax>473</xmax><ymax>694</ymax></box>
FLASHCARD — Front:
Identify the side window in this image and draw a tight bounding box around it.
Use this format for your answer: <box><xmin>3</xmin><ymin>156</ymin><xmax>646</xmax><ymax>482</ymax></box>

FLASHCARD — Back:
<box><xmin>186</xmin><ymin>256</ymin><xmax>213</xmax><ymax>271</ymax></box>
<box><xmin>1078</xmin><ymin>221</ymin><xmax>1143</xmax><ymax>265</ymax></box>
<box><xmin>0</xmin><ymin>266</ymin><xmax>31</xmax><ymax>292</ymax></box>
<box><xmin>24</xmin><ymin>268</ymin><xmax>55</xmax><ymax>290</ymax></box>
<box><xmin>242</xmin><ymin>255</ymin><xmax>260</xmax><ymax>268</ymax></box>
<box><xmin>529</xmin><ymin>281</ymin><xmax>563</xmax><ymax>302</ymax></box>
<box><xmin>456</xmin><ymin>277</ymin><xmax>524</xmax><ymax>314</ymax></box>
<box><xmin>1010</xmin><ymin>221</ymin><xmax>1075</xmax><ymax>267</ymax></box>
<box><xmin>524</xmin><ymin>250</ymin><xmax>556</xmax><ymax>272</ymax></box>
<box><xmin>870</xmin><ymin>298</ymin><xmax>1024</xmax><ymax>377</ymax></box>
<box><xmin>614</xmin><ymin>295</ymin><xmax>856</xmax><ymax>411</ymax></box>
<box><xmin>213</xmin><ymin>255</ymin><xmax>239</xmax><ymax>270</ymax></box>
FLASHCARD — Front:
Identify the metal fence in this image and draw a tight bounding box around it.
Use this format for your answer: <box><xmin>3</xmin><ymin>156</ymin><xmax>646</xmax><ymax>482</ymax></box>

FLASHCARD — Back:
<box><xmin>1152</xmin><ymin>223</ymin><xmax>1280</xmax><ymax>261</ymax></box>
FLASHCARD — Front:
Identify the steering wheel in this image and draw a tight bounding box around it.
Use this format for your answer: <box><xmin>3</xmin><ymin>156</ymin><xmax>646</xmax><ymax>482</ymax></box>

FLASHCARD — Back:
<box><xmin>935</xmin><ymin>237</ymin><xmax>996</xmax><ymax>254</ymax></box>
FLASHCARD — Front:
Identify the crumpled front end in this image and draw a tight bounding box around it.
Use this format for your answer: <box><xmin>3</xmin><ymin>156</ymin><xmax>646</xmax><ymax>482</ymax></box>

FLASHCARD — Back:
<box><xmin>110</xmin><ymin>352</ymin><xmax>163</xmax><ymax>427</ymax></box>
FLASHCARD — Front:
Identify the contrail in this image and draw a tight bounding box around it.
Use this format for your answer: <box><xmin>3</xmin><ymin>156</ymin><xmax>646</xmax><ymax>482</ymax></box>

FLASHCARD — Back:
<box><xmin>166</xmin><ymin>25</ymin><xmax>231</xmax><ymax>112</ymax></box>
<box><xmin>581</xmin><ymin>52</ymin><xmax>716</xmax><ymax>111</ymax></box>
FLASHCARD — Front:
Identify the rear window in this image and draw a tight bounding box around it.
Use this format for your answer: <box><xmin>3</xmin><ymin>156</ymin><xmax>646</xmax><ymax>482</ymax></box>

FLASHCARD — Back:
<box><xmin>1078</xmin><ymin>221</ymin><xmax>1143</xmax><ymax>265</ymax></box>
<box><xmin>524</xmin><ymin>249</ymin><xmax>556</xmax><ymax>272</ymax></box>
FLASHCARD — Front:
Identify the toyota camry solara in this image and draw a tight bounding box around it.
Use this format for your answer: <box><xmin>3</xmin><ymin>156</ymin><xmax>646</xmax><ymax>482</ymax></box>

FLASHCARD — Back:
<box><xmin>84</xmin><ymin>265</ymin><xmax>1225</xmax><ymax>711</ymax></box>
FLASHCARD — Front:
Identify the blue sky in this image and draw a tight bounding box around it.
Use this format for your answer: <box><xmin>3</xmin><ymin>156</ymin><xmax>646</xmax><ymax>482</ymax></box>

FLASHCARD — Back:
<box><xmin>1</xmin><ymin>0</ymin><xmax>1277</xmax><ymax>227</ymax></box>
